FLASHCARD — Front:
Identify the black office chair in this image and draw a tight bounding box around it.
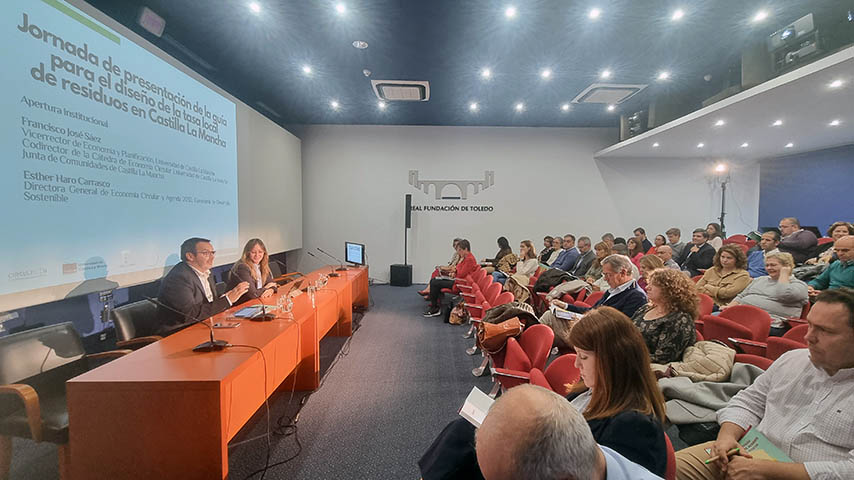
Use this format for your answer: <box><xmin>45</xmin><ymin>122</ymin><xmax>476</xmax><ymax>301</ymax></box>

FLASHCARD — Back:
<box><xmin>215</xmin><ymin>281</ymin><xmax>227</xmax><ymax>296</ymax></box>
<box><xmin>0</xmin><ymin>323</ymin><xmax>130</xmax><ymax>478</ymax></box>
<box><xmin>111</xmin><ymin>299</ymin><xmax>162</xmax><ymax>349</ymax></box>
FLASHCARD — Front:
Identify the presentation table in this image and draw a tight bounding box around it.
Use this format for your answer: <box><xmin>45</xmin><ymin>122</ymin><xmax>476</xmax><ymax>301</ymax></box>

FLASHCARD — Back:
<box><xmin>65</xmin><ymin>266</ymin><xmax>368</xmax><ymax>480</ymax></box>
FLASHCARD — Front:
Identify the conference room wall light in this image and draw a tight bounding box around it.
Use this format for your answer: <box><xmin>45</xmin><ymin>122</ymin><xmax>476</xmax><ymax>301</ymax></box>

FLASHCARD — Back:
<box><xmin>469</xmin><ymin>102</ymin><xmax>479</xmax><ymax>112</ymax></box>
<box><xmin>335</xmin><ymin>3</ymin><xmax>347</xmax><ymax>15</ymax></box>
<box><xmin>714</xmin><ymin>163</ymin><xmax>728</xmax><ymax>173</ymax></box>
<box><xmin>514</xmin><ymin>102</ymin><xmax>525</xmax><ymax>112</ymax></box>
<box><xmin>540</xmin><ymin>68</ymin><xmax>552</xmax><ymax>79</ymax></box>
<box><xmin>330</xmin><ymin>100</ymin><xmax>340</xmax><ymax>110</ymax></box>
<box><xmin>248</xmin><ymin>2</ymin><xmax>261</xmax><ymax>14</ymax></box>
<box><xmin>481</xmin><ymin>68</ymin><xmax>492</xmax><ymax>79</ymax></box>
<box><xmin>302</xmin><ymin>65</ymin><xmax>312</xmax><ymax>75</ymax></box>
<box><xmin>561</xmin><ymin>103</ymin><xmax>570</xmax><ymax>112</ymax></box>
<box><xmin>505</xmin><ymin>6</ymin><xmax>517</xmax><ymax>19</ymax></box>
<box><xmin>671</xmin><ymin>9</ymin><xmax>685</xmax><ymax>21</ymax></box>
<box><xmin>589</xmin><ymin>8</ymin><xmax>602</xmax><ymax>20</ymax></box>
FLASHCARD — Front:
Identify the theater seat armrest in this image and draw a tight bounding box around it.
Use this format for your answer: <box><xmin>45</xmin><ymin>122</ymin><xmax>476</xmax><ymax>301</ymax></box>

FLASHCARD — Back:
<box><xmin>728</xmin><ymin>337</ymin><xmax>767</xmax><ymax>356</ymax></box>
<box><xmin>115</xmin><ymin>336</ymin><xmax>162</xmax><ymax>349</ymax></box>
<box><xmin>490</xmin><ymin>368</ymin><xmax>530</xmax><ymax>380</ymax></box>
<box><xmin>86</xmin><ymin>349</ymin><xmax>133</xmax><ymax>361</ymax></box>
<box><xmin>0</xmin><ymin>384</ymin><xmax>42</xmax><ymax>442</ymax></box>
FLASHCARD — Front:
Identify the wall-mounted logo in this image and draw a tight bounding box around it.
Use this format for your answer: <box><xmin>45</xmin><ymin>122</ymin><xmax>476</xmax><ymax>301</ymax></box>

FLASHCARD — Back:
<box><xmin>408</xmin><ymin>170</ymin><xmax>494</xmax><ymax>200</ymax></box>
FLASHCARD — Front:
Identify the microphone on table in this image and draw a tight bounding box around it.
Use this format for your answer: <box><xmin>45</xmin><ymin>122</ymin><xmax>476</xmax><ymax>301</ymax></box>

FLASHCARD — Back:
<box><xmin>317</xmin><ymin>247</ymin><xmax>348</xmax><ymax>272</ymax></box>
<box><xmin>251</xmin><ymin>296</ymin><xmax>277</xmax><ymax>322</ymax></box>
<box><xmin>144</xmin><ymin>296</ymin><xmax>228</xmax><ymax>352</ymax></box>
<box><xmin>306</xmin><ymin>250</ymin><xmax>339</xmax><ymax>277</ymax></box>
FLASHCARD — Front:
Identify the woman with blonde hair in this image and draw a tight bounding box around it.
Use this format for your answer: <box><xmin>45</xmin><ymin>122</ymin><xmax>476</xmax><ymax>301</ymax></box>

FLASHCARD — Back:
<box><xmin>631</xmin><ymin>268</ymin><xmax>698</xmax><ymax>363</ymax></box>
<box><xmin>227</xmin><ymin>238</ymin><xmax>278</xmax><ymax>304</ymax></box>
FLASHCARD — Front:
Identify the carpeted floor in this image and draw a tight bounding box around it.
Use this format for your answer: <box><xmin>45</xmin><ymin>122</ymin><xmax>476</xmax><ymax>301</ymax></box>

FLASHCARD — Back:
<box><xmin>8</xmin><ymin>284</ymin><xmax>494</xmax><ymax>479</ymax></box>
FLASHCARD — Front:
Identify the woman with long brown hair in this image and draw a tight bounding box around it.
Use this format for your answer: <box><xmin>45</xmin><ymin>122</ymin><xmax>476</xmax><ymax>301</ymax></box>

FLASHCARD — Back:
<box><xmin>227</xmin><ymin>238</ymin><xmax>278</xmax><ymax>304</ymax></box>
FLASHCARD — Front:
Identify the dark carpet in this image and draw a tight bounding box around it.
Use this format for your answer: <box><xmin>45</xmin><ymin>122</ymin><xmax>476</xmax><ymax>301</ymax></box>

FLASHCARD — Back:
<box><xmin>7</xmin><ymin>284</ymin><xmax>494</xmax><ymax>479</ymax></box>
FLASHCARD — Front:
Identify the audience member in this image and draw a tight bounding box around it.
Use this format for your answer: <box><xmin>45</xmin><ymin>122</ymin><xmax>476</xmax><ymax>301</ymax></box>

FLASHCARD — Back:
<box><xmin>562</xmin><ymin>255</ymin><xmax>647</xmax><ymax>317</ymax></box>
<box><xmin>806</xmin><ymin>221</ymin><xmax>854</xmax><ymax>265</ymax></box>
<box><xmin>614</xmin><ymin>237</ymin><xmax>627</xmax><ymax>246</ymax></box>
<box><xmin>537</xmin><ymin>235</ymin><xmax>554</xmax><ymax>264</ymax></box>
<box><xmin>475</xmin><ymin>385</ymin><xmax>663</xmax><ymax>480</ymax></box>
<box><xmin>424</xmin><ymin>239</ymin><xmax>476</xmax><ymax>317</ymax></box>
<box><xmin>226</xmin><ymin>238</ymin><xmax>278</xmax><ymax>304</ymax></box>
<box><xmin>626</xmin><ymin>238</ymin><xmax>645</xmax><ymax>268</ymax></box>
<box><xmin>651</xmin><ymin>234</ymin><xmax>666</xmax><ymax>253</ymax></box>
<box><xmin>503</xmin><ymin>240</ymin><xmax>538</xmax><ymax>294</ymax></box>
<box><xmin>746</xmin><ymin>231</ymin><xmax>780</xmax><ymax>278</ymax></box>
<box><xmin>481</xmin><ymin>236</ymin><xmax>514</xmax><ymax>276</ymax></box>
<box><xmin>156</xmin><ymin>237</ymin><xmax>249</xmax><ymax>335</ymax></box>
<box><xmin>778</xmin><ymin>217</ymin><xmax>818</xmax><ymax>264</ymax></box>
<box><xmin>543</xmin><ymin>235</ymin><xmax>563</xmax><ymax>266</ymax></box>
<box><xmin>637</xmin><ymin>254</ymin><xmax>664</xmax><ymax>291</ymax></box>
<box><xmin>666</xmin><ymin>227</ymin><xmax>686</xmax><ymax>260</ymax></box>
<box><xmin>724</xmin><ymin>252</ymin><xmax>808</xmax><ymax>337</ymax></box>
<box><xmin>419</xmin><ymin>307</ymin><xmax>668</xmax><ymax>479</ymax></box>
<box><xmin>584</xmin><ymin>242</ymin><xmax>612</xmax><ymax>290</ymax></box>
<box><xmin>570</xmin><ymin>236</ymin><xmax>596</xmax><ymax>278</ymax></box>
<box><xmin>418</xmin><ymin>238</ymin><xmax>462</xmax><ymax>296</ymax></box>
<box><xmin>551</xmin><ymin>234</ymin><xmax>580</xmax><ymax>272</ymax></box>
<box><xmin>633</xmin><ymin>227</ymin><xmax>653</xmax><ymax>252</ymax></box>
<box><xmin>706</xmin><ymin>222</ymin><xmax>723</xmax><ymax>251</ymax></box>
<box><xmin>655</xmin><ymin>245</ymin><xmax>681</xmax><ymax>270</ymax></box>
<box><xmin>679</xmin><ymin>228</ymin><xmax>716</xmax><ymax>277</ymax></box>
<box><xmin>631</xmin><ymin>268</ymin><xmax>698</xmax><ymax>364</ymax></box>
<box><xmin>601</xmin><ymin>232</ymin><xmax>615</xmax><ymax>248</ymax></box>
<box><xmin>696</xmin><ymin>244</ymin><xmax>751</xmax><ymax>307</ymax></box>
<box><xmin>808</xmin><ymin>235</ymin><xmax>854</xmax><ymax>298</ymax></box>
<box><xmin>675</xmin><ymin>288</ymin><xmax>854</xmax><ymax>480</ymax></box>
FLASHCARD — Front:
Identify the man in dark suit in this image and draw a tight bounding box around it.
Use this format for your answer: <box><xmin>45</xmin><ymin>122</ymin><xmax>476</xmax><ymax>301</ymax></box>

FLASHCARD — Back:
<box><xmin>570</xmin><ymin>236</ymin><xmax>596</xmax><ymax>278</ymax></box>
<box><xmin>156</xmin><ymin>237</ymin><xmax>249</xmax><ymax>335</ymax></box>
<box><xmin>679</xmin><ymin>228</ymin><xmax>716</xmax><ymax>277</ymax></box>
<box><xmin>564</xmin><ymin>254</ymin><xmax>647</xmax><ymax>319</ymax></box>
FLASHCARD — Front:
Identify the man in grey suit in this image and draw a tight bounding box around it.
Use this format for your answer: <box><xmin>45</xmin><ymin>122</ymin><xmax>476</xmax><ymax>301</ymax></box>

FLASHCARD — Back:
<box><xmin>156</xmin><ymin>237</ymin><xmax>249</xmax><ymax>335</ymax></box>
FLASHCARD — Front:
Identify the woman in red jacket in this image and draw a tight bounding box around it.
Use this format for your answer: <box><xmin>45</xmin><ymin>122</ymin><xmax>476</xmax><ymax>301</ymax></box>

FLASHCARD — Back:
<box><xmin>424</xmin><ymin>239</ymin><xmax>476</xmax><ymax>317</ymax></box>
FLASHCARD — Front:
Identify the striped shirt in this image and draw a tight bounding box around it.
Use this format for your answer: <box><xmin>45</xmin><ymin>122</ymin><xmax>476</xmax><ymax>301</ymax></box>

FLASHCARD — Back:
<box><xmin>717</xmin><ymin>349</ymin><xmax>854</xmax><ymax>479</ymax></box>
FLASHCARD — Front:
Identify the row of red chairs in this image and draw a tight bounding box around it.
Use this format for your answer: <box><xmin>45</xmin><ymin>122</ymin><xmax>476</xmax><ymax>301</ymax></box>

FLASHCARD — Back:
<box><xmin>695</xmin><ymin>304</ymin><xmax>809</xmax><ymax>362</ymax></box>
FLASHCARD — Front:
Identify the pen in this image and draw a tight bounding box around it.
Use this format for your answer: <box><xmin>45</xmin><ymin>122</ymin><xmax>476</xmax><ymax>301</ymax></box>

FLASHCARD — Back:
<box><xmin>704</xmin><ymin>447</ymin><xmax>740</xmax><ymax>464</ymax></box>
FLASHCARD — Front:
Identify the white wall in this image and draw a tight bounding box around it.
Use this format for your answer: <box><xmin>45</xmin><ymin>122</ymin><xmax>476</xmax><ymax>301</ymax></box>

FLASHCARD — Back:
<box><xmin>296</xmin><ymin>125</ymin><xmax>759</xmax><ymax>282</ymax></box>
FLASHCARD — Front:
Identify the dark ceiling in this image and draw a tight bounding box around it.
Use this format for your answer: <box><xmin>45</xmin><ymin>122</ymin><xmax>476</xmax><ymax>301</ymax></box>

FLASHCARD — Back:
<box><xmin>86</xmin><ymin>0</ymin><xmax>851</xmax><ymax>130</ymax></box>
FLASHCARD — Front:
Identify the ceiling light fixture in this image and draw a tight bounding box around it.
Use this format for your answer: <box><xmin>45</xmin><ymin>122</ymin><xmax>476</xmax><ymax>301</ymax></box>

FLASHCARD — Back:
<box><xmin>829</xmin><ymin>79</ymin><xmax>844</xmax><ymax>88</ymax></box>
<box><xmin>330</xmin><ymin>100</ymin><xmax>340</xmax><ymax>110</ymax></box>
<box><xmin>752</xmin><ymin>10</ymin><xmax>769</xmax><ymax>23</ymax></box>
<box><xmin>248</xmin><ymin>2</ymin><xmax>261</xmax><ymax>14</ymax></box>
<box><xmin>469</xmin><ymin>102</ymin><xmax>479</xmax><ymax>112</ymax></box>
<box><xmin>481</xmin><ymin>68</ymin><xmax>492</xmax><ymax>79</ymax></box>
<box><xmin>352</xmin><ymin>40</ymin><xmax>368</xmax><ymax>49</ymax></box>
<box><xmin>377</xmin><ymin>101</ymin><xmax>386</xmax><ymax>110</ymax></box>
<box><xmin>772</xmin><ymin>119</ymin><xmax>783</xmax><ymax>126</ymax></box>
<box><xmin>301</xmin><ymin>65</ymin><xmax>312</xmax><ymax>75</ymax></box>
<box><xmin>540</xmin><ymin>68</ymin><xmax>552</xmax><ymax>79</ymax></box>
<box><xmin>515</xmin><ymin>102</ymin><xmax>525</xmax><ymax>112</ymax></box>
<box><xmin>829</xmin><ymin>119</ymin><xmax>841</xmax><ymax>126</ymax></box>
<box><xmin>600</xmin><ymin>69</ymin><xmax>612</xmax><ymax>79</ymax></box>
<box><xmin>697</xmin><ymin>142</ymin><xmax>705</xmax><ymax>148</ymax></box>
<box><xmin>657</xmin><ymin>71</ymin><xmax>670</xmax><ymax>81</ymax></box>
<box><xmin>671</xmin><ymin>9</ymin><xmax>685</xmax><ymax>21</ymax></box>
<box><xmin>606</xmin><ymin>104</ymin><xmax>616</xmax><ymax>112</ymax></box>
<box><xmin>652</xmin><ymin>142</ymin><xmax>660</xmax><ymax>148</ymax></box>
<box><xmin>714</xmin><ymin>119</ymin><xmax>725</xmax><ymax>127</ymax></box>
<box><xmin>561</xmin><ymin>103</ymin><xmax>570</xmax><ymax>112</ymax></box>
<box><xmin>785</xmin><ymin>142</ymin><xmax>794</xmax><ymax>148</ymax></box>
<box><xmin>589</xmin><ymin>8</ymin><xmax>601</xmax><ymax>20</ymax></box>
<box><xmin>505</xmin><ymin>6</ymin><xmax>517</xmax><ymax>18</ymax></box>
<box><xmin>740</xmin><ymin>142</ymin><xmax>749</xmax><ymax>148</ymax></box>
<box><xmin>335</xmin><ymin>3</ymin><xmax>346</xmax><ymax>15</ymax></box>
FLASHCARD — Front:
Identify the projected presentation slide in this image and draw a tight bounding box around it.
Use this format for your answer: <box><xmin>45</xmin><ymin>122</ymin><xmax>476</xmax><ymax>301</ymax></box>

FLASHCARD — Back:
<box><xmin>1</xmin><ymin>0</ymin><xmax>238</xmax><ymax>302</ymax></box>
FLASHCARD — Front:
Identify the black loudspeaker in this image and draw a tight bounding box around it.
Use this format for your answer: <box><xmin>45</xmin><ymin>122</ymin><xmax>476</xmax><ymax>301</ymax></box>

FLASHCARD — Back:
<box><xmin>389</xmin><ymin>264</ymin><xmax>412</xmax><ymax>287</ymax></box>
<box><xmin>405</xmin><ymin>194</ymin><xmax>412</xmax><ymax>228</ymax></box>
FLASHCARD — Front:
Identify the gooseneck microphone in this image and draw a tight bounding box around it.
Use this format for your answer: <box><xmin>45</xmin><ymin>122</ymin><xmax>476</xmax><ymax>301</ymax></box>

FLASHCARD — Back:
<box><xmin>306</xmin><ymin>250</ymin><xmax>339</xmax><ymax>277</ymax></box>
<box><xmin>251</xmin><ymin>296</ymin><xmax>277</xmax><ymax>322</ymax></box>
<box><xmin>317</xmin><ymin>247</ymin><xmax>348</xmax><ymax>272</ymax></box>
<box><xmin>145</xmin><ymin>296</ymin><xmax>228</xmax><ymax>352</ymax></box>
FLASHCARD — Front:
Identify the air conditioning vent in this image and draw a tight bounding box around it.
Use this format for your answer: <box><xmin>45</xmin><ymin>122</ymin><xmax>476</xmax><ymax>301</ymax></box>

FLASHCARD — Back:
<box><xmin>572</xmin><ymin>83</ymin><xmax>646</xmax><ymax>104</ymax></box>
<box><xmin>371</xmin><ymin>80</ymin><xmax>430</xmax><ymax>101</ymax></box>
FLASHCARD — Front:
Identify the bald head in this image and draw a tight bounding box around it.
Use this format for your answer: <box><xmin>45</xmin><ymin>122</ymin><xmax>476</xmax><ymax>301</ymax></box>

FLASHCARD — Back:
<box><xmin>656</xmin><ymin>245</ymin><xmax>673</xmax><ymax>262</ymax></box>
<box><xmin>475</xmin><ymin>385</ymin><xmax>601</xmax><ymax>480</ymax></box>
<box><xmin>835</xmin><ymin>236</ymin><xmax>854</xmax><ymax>263</ymax></box>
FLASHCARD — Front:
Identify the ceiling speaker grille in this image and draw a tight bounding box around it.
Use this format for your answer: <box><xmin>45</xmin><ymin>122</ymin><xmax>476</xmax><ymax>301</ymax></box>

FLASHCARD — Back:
<box><xmin>371</xmin><ymin>80</ymin><xmax>430</xmax><ymax>101</ymax></box>
<box><xmin>572</xmin><ymin>83</ymin><xmax>647</xmax><ymax>104</ymax></box>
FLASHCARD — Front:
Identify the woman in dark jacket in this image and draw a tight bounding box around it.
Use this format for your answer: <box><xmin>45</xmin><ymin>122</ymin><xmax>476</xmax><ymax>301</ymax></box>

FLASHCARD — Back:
<box><xmin>418</xmin><ymin>307</ymin><xmax>668</xmax><ymax>479</ymax></box>
<box><xmin>226</xmin><ymin>238</ymin><xmax>278</xmax><ymax>304</ymax></box>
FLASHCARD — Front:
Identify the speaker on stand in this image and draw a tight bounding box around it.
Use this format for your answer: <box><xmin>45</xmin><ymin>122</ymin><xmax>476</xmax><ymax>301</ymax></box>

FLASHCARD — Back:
<box><xmin>390</xmin><ymin>194</ymin><xmax>413</xmax><ymax>286</ymax></box>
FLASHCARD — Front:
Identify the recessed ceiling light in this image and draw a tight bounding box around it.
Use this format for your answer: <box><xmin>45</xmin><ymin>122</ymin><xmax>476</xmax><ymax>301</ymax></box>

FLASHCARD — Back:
<box><xmin>515</xmin><ymin>102</ymin><xmax>525</xmax><ymax>112</ymax></box>
<box><xmin>505</xmin><ymin>6</ymin><xmax>517</xmax><ymax>18</ymax></box>
<box><xmin>829</xmin><ymin>79</ymin><xmax>844</xmax><ymax>88</ymax></box>
<box><xmin>377</xmin><ymin>101</ymin><xmax>386</xmax><ymax>110</ymax></box>
<box><xmin>772</xmin><ymin>119</ymin><xmax>783</xmax><ymax>126</ymax></box>
<box><xmin>671</xmin><ymin>9</ymin><xmax>685</xmax><ymax>21</ymax></box>
<box><xmin>741</xmin><ymin>142</ymin><xmax>749</xmax><ymax>148</ymax></box>
<box><xmin>752</xmin><ymin>10</ymin><xmax>769</xmax><ymax>23</ymax></box>
<box><xmin>335</xmin><ymin>3</ymin><xmax>346</xmax><ymax>15</ymax></box>
<box><xmin>589</xmin><ymin>8</ymin><xmax>601</xmax><ymax>20</ymax></box>
<box><xmin>652</xmin><ymin>142</ymin><xmax>660</xmax><ymax>148</ymax></box>
<box><xmin>352</xmin><ymin>40</ymin><xmax>368</xmax><ymax>49</ymax></box>
<box><xmin>301</xmin><ymin>65</ymin><xmax>312</xmax><ymax>75</ymax></box>
<box><xmin>481</xmin><ymin>68</ymin><xmax>492</xmax><ymax>79</ymax></box>
<box><xmin>657</xmin><ymin>71</ymin><xmax>670</xmax><ymax>81</ymax></box>
<box><xmin>714</xmin><ymin>119</ymin><xmax>725</xmax><ymax>127</ymax></box>
<box><xmin>600</xmin><ymin>69</ymin><xmax>612</xmax><ymax>79</ymax></box>
<box><xmin>248</xmin><ymin>2</ymin><xmax>261</xmax><ymax>14</ymax></box>
<box><xmin>785</xmin><ymin>142</ymin><xmax>794</xmax><ymax>148</ymax></box>
<box><xmin>330</xmin><ymin>100</ymin><xmax>340</xmax><ymax>110</ymax></box>
<box><xmin>469</xmin><ymin>102</ymin><xmax>479</xmax><ymax>112</ymax></box>
<box><xmin>540</xmin><ymin>68</ymin><xmax>552</xmax><ymax>79</ymax></box>
<box><xmin>561</xmin><ymin>103</ymin><xmax>570</xmax><ymax>112</ymax></box>
<box><xmin>829</xmin><ymin>119</ymin><xmax>841</xmax><ymax>126</ymax></box>
<box><xmin>697</xmin><ymin>142</ymin><xmax>705</xmax><ymax>148</ymax></box>
<box><xmin>606</xmin><ymin>104</ymin><xmax>616</xmax><ymax>112</ymax></box>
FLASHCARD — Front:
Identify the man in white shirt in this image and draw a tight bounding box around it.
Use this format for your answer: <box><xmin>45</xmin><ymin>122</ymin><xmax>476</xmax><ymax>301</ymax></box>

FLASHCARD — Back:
<box><xmin>476</xmin><ymin>384</ymin><xmax>662</xmax><ymax>480</ymax></box>
<box><xmin>676</xmin><ymin>288</ymin><xmax>854</xmax><ymax>480</ymax></box>
<box><xmin>156</xmin><ymin>237</ymin><xmax>249</xmax><ymax>334</ymax></box>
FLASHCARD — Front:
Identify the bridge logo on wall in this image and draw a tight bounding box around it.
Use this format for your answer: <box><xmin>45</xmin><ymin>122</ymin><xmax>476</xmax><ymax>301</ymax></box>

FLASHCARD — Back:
<box><xmin>408</xmin><ymin>170</ymin><xmax>494</xmax><ymax>200</ymax></box>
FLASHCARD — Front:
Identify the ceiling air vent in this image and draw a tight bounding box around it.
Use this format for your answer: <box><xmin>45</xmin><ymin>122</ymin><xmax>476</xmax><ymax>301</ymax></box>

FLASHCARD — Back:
<box><xmin>371</xmin><ymin>80</ymin><xmax>430</xmax><ymax>101</ymax></box>
<box><xmin>572</xmin><ymin>83</ymin><xmax>646</xmax><ymax>104</ymax></box>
